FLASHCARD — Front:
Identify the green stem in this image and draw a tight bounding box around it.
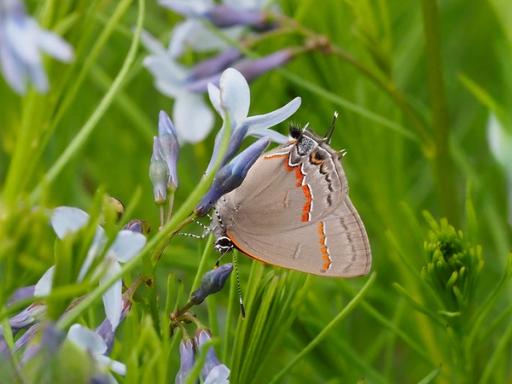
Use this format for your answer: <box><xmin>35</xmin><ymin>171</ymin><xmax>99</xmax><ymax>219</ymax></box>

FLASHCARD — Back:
<box><xmin>267</xmin><ymin>272</ymin><xmax>377</xmax><ymax>384</ymax></box>
<box><xmin>55</xmin><ymin>83</ymin><xmax>233</xmax><ymax>331</ymax></box>
<box><xmin>421</xmin><ymin>0</ymin><xmax>459</xmax><ymax>223</ymax></box>
<box><xmin>29</xmin><ymin>0</ymin><xmax>142</xmax><ymax>203</ymax></box>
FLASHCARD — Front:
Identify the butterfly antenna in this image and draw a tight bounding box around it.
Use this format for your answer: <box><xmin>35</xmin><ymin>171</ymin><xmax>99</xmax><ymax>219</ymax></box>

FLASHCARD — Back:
<box><xmin>233</xmin><ymin>252</ymin><xmax>246</xmax><ymax>318</ymax></box>
<box><xmin>177</xmin><ymin>232</ymin><xmax>207</xmax><ymax>239</ymax></box>
<box><xmin>324</xmin><ymin>111</ymin><xmax>339</xmax><ymax>143</ymax></box>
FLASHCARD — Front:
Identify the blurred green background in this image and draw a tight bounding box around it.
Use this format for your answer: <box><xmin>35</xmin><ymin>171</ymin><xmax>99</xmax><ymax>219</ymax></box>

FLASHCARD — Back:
<box><xmin>1</xmin><ymin>0</ymin><xmax>512</xmax><ymax>383</ymax></box>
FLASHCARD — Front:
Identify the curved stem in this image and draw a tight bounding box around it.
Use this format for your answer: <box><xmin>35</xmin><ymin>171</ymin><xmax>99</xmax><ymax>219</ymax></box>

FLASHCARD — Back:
<box><xmin>29</xmin><ymin>0</ymin><xmax>141</xmax><ymax>203</ymax></box>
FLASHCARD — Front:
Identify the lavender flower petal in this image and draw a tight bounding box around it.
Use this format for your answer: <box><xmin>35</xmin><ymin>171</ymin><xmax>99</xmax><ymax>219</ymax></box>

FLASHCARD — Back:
<box><xmin>173</xmin><ymin>93</ymin><xmax>214</xmax><ymax>143</ymax></box>
<box><xmin>234</xmin><ymin>49</ymin><xmax>294</xmax><ymax>82</ymax></box>
<box><xmin>0</xmin><ymin>1</ymin><xmax>73</xmax><ymax>94</ymax></box>
<box><xmin>159</xmin><ymin>0</ymin><xmax>214</xmax><ymax>16</ymax></box>
<box><xmin>187</xmin><ymin>48</ymin><xmax>242</xmax><ymax>82</ymax></box>
<box><xmin>195</xmin><ymin>329</ymin><xmax>230</xmax><ymax>382</ymax></box>
<box><xmin>8</xmin><ymin>285</ymin><xmax>35</xmax><ymax>305</ymax></box>
<box><xmin>176</xmin><ymin>338</ymin><xmax>195</xmax><ymax>384</ymax></box>
<box><xmin>205</xmin><ymin>5</ymin><xmax>269</xmax><ymax>29</ymax></box>
<box><xmin>101</xmin><ymin>261</ymin><xmax>123</xmax><ymax>330</ymax></box>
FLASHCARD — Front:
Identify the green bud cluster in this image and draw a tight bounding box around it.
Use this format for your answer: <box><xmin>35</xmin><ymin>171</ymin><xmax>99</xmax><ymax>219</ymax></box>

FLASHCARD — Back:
<box><xmin>421</xmin><ymin>215</ymin><xmax>484</xmax><ymax>314</ymax></box>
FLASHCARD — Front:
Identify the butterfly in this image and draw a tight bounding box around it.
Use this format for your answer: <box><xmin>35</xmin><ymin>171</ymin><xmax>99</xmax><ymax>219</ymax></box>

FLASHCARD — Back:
<box><xmin>210</xmin><ymin>117</ymin><xmax>371</xmax><ymax>278</ymax></box>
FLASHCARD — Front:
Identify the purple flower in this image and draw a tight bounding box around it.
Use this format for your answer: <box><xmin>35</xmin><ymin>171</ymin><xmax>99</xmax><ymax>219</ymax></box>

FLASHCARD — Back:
<box><xmin>206</xmin><ymin>68</ymin><xmax>301</xmax><ymax>173</ymax></box>
<box><xmin>176</xmin><ymin>338</ymin><xmax>195</xmax><ymax>384</ymax></box>
<box><xmin>0</xmin><ymin>0</ymin><xmax>73</xmax><ymax>94</ymax></box>
<box><xmin>67</xmin><ymin>324</ymin><xmax>126</xmax><ymax>382</ymax></box>
<box><xmin>195</xmin><ymin>329</ymin><xmax>230</xmax><ymax>384</ymax></box>
<box><xmin>141</xmin><ymin>40</ymin><xmax>296</xmax><ymax>146</ymax></box>
<box><xmin>190</xmin><ymin>263</ymin><xmax>234</xmax><ymax>304</ymax></box>
<box><xmin>21</xmin><ymin>323</ymin><xmax>64</xmax><ymax>364</ymax></box>
<box><xmin>50</xmin><ymin>207</ymin><xmax>146</xmax><ymax>329</ymax></box>
<box><xmin>187</xmin><ymin>48</ymin><xmax>242</xmax><ymax>82</ymax></box>
<box><xmin>8</xmin><ymin>285</ymin><xmax>35</xmax><ymax>305</ymax></box>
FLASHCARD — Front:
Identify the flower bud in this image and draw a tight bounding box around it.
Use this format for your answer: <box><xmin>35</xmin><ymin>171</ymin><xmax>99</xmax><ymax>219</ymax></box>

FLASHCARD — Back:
<box><xmin>196</xmin><ymin>138</ymin><xmax>269</xmax><ymax>215</ymax></box>
<box><xmin>190</xmin><ymin>264</ymin><xmax>233</xmax><ymax>305</ymax></box>
<box><xmin>158</xmin><ymin>111</ymin><xmax>180</xmax><ymax>190</ymax></box>
<box><xmin>123</xmin><ymin>219</ymin><xmax>150</xmax><ymax>235</ymax></box>
<box><xmin>149</xmin><ymin>137</ymin><xmax>169</xmax><ymax>204</ymax></box>
<box><xmin>175</xmin><ymin>338</ymin><xmax>195</xmax><ymax>384</ymax></box>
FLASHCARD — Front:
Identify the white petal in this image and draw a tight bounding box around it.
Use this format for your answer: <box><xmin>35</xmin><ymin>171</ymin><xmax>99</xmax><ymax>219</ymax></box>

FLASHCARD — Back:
<box><xmin>51</xmin><ymin>206</ymin><xmax>90</xmax><ymax>239</ymax></box>
<box><xmin>34</xmin><ymin>266</ymin><xmax>55</xmax><ymax>297</ymax></box>
<box><xmin>140</xmin><ymin>30</ymin><xmax>168</xmax><ymax>56</ymax></box>
<box><xmin>207</xmin><ymin>83</ymin><xmax>223</xmax><ymax>117</ymax></box>
<box><xmin>219</xmin><ymin>68</ymin><xmax>250</xmax><ymax>128</ymax></box>
<box><xmin>35</xmin><ymin>27</ymin><xmax>73</xmax><ymax>62</ymax></box>
<box><xmin>143</xmin><ymin>56</ymin><xmax>186</xmax><ymax>97</ymax></box>
<box><xmin>96</xmin><ymin>355</ymin><xmax>127</xmax><ymax>376</ymax></box>
<box><xmin>171</xmin><ymin>21</ymin><xmax>237</xmax><ymax>53</ymax></box>
<box><xmin>159</xmin><ymin>0</ymin><xmax>214</xmax><ymax>15</ymax></box>
<box><xmin>204</xmin><ymin>364</ymin><xmax>230</xmax><ymax>384</ymax></box>
<box><xmin>0</xmin><ymin>41</ymin><xmax>27</xmax><ymax>94</ymax></box>
<box><xmin>244</xmin><ymin>97</ymin><xmax>301</xmax><ymax>131</ymax></box>
<box><xmin>5</xmin><ymin>18</ymin><xmax>40</xmax><ymax>65</ymax></box>
<box><xmin>168</xmin><ymin>20</ymin><xmax>196</xmax><ymax>58</ymax></box>
<box><xmin>246</xmin><ymin>127</ymin><xmax>288</xmax><ymax>144</ymax></box>
<box><xmin>173</xmin><ymin>93</ymin><xmax>214</xmax><ymax>143</ymax></box>
<box><xmin>67</xmin><ymin>324</ymin><xmax>107</xmax><ymax>355</ymax></box>
<box><xmin>222</xmin><ymin>0</ymin><xmax>266</xmax><ymax>9</ymax></box>
<box><xmin>101</xmin><ymin>261</ymin><xmax>123</xmax><ymax>329</ymax></box>
<box><xmin>110</xmin><ymin>230</ymin><xmax>146</xmax><ymax>263</ymax></box>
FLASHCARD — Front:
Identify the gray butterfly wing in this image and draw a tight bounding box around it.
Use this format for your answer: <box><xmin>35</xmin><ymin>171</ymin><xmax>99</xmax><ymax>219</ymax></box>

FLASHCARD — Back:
<box><xmin>225</xmin><ymin>198</ymin><xmax>371</xmax><ymax>277</ymax></box>
<box><xmin>224</xmin><ymin>143</ymin><xmax>347</xmax><ymax>233</ymax></box>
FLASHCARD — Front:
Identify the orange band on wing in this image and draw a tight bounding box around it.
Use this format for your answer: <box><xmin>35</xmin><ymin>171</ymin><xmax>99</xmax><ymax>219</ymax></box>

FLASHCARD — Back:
<box><xmin>301</xmin><ymin>184</ymin><xmax>312</xmax><ymax>222</ymax></box>
<box><xmin>317</xmin><ymin>222</ymin><xmax>332</xmax><ymax>272</ymax></box>
<box><xmin>263</xmin><ymin>153</ymin><xmax>312</xmax><ymax>222</ymax></box>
